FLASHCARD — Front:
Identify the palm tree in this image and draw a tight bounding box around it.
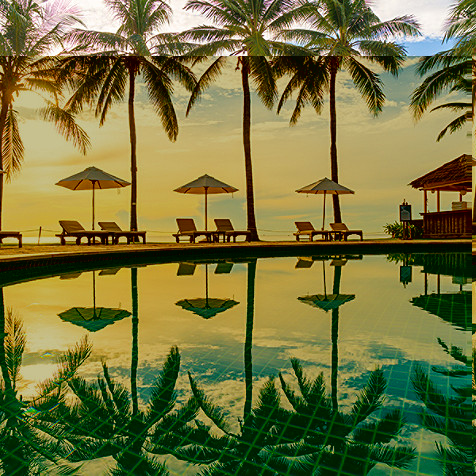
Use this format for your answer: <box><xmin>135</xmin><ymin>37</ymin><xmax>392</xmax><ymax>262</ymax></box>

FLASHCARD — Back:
<box><xmin>62</xmin><ymin>0</ymin><xmax>197</xmax><ymax>232</ymax></box>
<box><xmin>275</xmin><ymin>362</ymin><xmax>416</xmax><ymax>475</ymax></box>
<box><xmin>275</xmin><ymin>0</ymin><xmax>420</xmax><ymax>222</ymax></box>
<box><xmin>0</xmin><ymin>289</ymin><xmax>92</xmax><ymax>474</ymax></box>
<box><xmin>181</xmin><ymin>0</ymin><xmax>312</xmax><ymax>241</ymax></box>
<box><xmin>410</xmin><ymin>0</ymin><xmax>473</xmax><ymax>142</ymax></box>
<box><xmin>0</xmin><ymin>0</ymin><xmax>91</xmax><ymax>230</ymax></box>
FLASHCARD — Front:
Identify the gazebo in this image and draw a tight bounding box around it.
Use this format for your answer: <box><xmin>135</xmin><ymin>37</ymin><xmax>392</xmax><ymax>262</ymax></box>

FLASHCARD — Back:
<box><xmin>409</xmin><ymin>154</ymin><xmax>474</xmax><ymax>238</ymax></box>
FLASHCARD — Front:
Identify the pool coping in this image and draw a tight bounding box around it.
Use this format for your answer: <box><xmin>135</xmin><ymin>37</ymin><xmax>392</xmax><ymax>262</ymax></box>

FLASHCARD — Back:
<box><xmin>0</xmin><ymin>239</ymin><xmax>469</xmax><ymax>287</ymax></box>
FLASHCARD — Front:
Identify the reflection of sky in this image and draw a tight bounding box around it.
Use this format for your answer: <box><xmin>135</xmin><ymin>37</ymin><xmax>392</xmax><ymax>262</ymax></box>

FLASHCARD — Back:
<box><xmin>4</xmin><ymin>254</ymin><xmax>471</xmax><ymax>475</ymax></box>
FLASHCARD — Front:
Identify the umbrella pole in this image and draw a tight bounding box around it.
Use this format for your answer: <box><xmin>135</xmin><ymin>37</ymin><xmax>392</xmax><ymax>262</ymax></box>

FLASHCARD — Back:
<box><xmin>92</xmin><ymin>182</ymin><xmax>95</xmax><ymax>230</ymax></box>
<box><xmin>204</xmin><ymin>187</ymin><xmax>208</xmax><ymax>231</ymax></box>
<box><xmin>322</xmin><ymin>261</ymin><xmax>327</xmax><ymax>297</ymax></box>
<box><xmin>322</xmin><ymin>191</ymin><xmax>326</xmax><ymax>231</ymax></box>
<box><xmin>92</xmin><ymin>271</ymin><xmax>96</xmax><ymax>318</ymax></box>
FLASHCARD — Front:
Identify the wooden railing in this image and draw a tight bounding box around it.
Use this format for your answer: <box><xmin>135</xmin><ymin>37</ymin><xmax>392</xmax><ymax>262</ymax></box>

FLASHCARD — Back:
<box><xmin>421</xmin><ymin>210</ymin><xmax>472</xmax><ymax>238</ymax></box>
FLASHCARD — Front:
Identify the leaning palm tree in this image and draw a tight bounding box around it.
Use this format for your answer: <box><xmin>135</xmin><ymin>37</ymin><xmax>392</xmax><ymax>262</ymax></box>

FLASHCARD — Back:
<box><xmin>181</xmin><ymin>0</ymin><xmax>312</xmax><ymax>241</ymax></box>
<box><xmin>0</xmin><ymin>0</ymin><xmax>91</xmax><ymax>230</ymax></box>
<box><xmin>62</xmin><ymin>0</ymin><xmax>196</xmax><ymax>232</ymax></box>
<box><xmin>275</xmin><ymin>0</ymin><xmax>420</xmax><ymax>222</ymax></box>
<box><xmin>0</xmin><ymin>291</ymin><xmax>92</xmax><ymax>474</ymax></box>
<box><xmin>410</xmin><ymin>0</ymin><xmax>473</xmax><ymax>141</ymax></box>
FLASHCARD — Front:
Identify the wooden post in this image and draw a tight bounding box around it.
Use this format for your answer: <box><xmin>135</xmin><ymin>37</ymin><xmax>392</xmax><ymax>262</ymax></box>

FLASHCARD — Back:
<box><xmin>424</xmin><ymin>190</ymin><xmax>428</xmax><ymax>213</ymax></box>
<box><xmin>436</xmin><ymin>190</ymin><xmax>440</xmax><ymax>212</ymax></box>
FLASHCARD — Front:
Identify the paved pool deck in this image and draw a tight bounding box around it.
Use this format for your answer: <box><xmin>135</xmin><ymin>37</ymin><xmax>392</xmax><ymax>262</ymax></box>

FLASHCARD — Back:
<box><xmin>0</xmin><ymin>238</ymin><xmax>469</xmax><ymax>287</ymax></box>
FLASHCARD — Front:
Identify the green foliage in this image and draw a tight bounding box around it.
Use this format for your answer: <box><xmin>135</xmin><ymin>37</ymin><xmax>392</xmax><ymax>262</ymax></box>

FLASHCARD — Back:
<box><xmin>383</xmin><ymin>221</ymin><xmax>422</xmax><ymax>239</ymax></box>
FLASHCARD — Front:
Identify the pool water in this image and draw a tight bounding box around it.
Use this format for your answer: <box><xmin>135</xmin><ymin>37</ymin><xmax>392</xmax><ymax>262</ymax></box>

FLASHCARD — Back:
<box><xmin>0</xmin><ymin>252</ymin><xmax>472</xmax><ymax>475</ymax></box>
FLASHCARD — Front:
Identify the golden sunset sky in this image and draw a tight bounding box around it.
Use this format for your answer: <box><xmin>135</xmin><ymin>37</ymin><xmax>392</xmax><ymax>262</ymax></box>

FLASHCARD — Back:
<box><xmin>6</xmin><ymin>57</ymin><xmax>471</xmax><ymax>241</ymax></box>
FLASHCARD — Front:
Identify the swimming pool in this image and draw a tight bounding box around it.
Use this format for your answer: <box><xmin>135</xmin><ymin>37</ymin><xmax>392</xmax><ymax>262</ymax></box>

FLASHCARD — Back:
<box><xmin>0</xmin><ymin>252</ymin><xmax>471</xmax><ymax>475</ymax></box>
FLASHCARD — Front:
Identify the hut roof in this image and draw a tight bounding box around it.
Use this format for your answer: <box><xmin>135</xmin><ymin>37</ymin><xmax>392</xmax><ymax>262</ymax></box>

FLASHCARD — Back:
<box><xmin>409</xmin><ymin>154</ymin><xmax>475</xmax><ymax>191</ymax></box>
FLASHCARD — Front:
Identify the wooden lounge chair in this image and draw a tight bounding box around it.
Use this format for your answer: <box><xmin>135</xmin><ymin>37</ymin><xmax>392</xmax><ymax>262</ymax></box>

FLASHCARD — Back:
<box><xmin>172</xmin><ymin>218</ymin><xmax>216</xmax><ymax>243</ymax></box>
<box><xmin>330</xmin><ymin>223</ymin><xmax>363</xmax><ymax>241</ymax></box>
<box><xmin>0</xmin><ymin>231</ymin><xmax>22</xmax><ymax>247</ymax></box>
<box><xmin>294</xmin><ymin>222</ymin><xmax>330</xmax><ymax>241</ymax></box>
<box><xmin>56</xmin><ymin>220</ymin><xmax>112</xmax><ymax>245</ymax></box>
<box><xmin>214</xmin><ymin>219</ymin><xmax>251</xmax><ymax>242</ymax></box>
<box><xmin>98</xmin><ymin>221</ymin><xmax>146</xmax><ymax>244</ymax></box>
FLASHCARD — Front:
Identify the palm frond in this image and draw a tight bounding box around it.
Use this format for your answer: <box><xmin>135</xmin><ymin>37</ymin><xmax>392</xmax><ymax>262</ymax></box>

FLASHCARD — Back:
<box><xmin>2</xmin><ymin>107</ymin><xmax>24</xmax><ymax>181</ymax></box>
<box><xmin>38</xmin><ymin>101</ymin><xmax>90</xmax><ymax>154</ymax></box>
<box><xmin>146</xmin><ymin>346</ymin><xmax>181</xmax><ymax>425</ymax></box>
<box><xmin>188</xmin><ymin>372</ymin><xmax>233</xmax><ymax>435</ymax></box>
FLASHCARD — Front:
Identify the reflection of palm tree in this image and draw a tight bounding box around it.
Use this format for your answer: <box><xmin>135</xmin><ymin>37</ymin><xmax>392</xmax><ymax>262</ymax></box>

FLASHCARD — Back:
<box><xmin>276</xmin><ymin>361</ymin><xmax>415</xmax><ymax>475</ymax></box>
<box><xmin>177</xmin><ymin>260</ymin><xmax>299</xmax><ymax>473</ymax></box>
<box><xmin>411</xmin><ymin>346</ymin><xmax>473</xmax><ymax>475</ymax></box>
<box><xmin>60</xmin><ymin>269</ymin><xmax>197</xmax><ymax>474</ymax></box>
<box><xmin>0</xmin><ymin>288</ymin><xmax>92</xmax><ymax>474</ymax></box>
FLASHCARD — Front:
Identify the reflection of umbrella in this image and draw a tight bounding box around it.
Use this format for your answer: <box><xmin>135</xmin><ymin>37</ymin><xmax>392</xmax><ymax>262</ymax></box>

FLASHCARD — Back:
<box><xmin>59</xmin><ymin>307</ymin><xmax>131</xmax><ymax>332</ymax></box>
<box><xmin>299</xmin><ymin>293</ymin><xmax>355</xmax><ymax>311</ymax></box>
<box><xmin>176</xmin><ymin>264</ymin><xmax>239</xmax><ymax>319</ymax></box>
<box><xmin>411</xmin><ymin>292</ymin><xmax>471</xmax><ymax>331</ymax></box>
<box><xmin>174</xmin><ymin>174</ymin><xmax>238</xmax><ymax>230</ymax></box>
<box><xmin>56</xmin><ymin>166</ymin><xmax>130</xmax><ymax>229</ymax></box>
<box><xmin>59</xmin><ymin>271</ymin><xmax>131</xmax><ymax>332</ymax></box>
<box><xmin>296</xmin><ymin>177</ymin><xmax>354</xmax><ymax>230</ymax></box>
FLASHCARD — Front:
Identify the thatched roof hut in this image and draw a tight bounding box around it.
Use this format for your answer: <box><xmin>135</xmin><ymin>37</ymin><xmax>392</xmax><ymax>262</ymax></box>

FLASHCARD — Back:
<box><xmin>409</xmin><ymin>153</ymin><xmax>474</xmax><ymax>192</ymax></box>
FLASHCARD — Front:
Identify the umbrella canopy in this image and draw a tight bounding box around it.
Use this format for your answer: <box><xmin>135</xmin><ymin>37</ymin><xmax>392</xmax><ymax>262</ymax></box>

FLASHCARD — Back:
<box><xmin>59</xmin><ymin>307</ymin><xmax>131</xmax><ymax>332</ymax></box>
<box><xmin>296</xmin><ymin>177</ymin><xmax>354</xmax><ymax>230</ymax></box>
<box><xmin>174</xmin><ymin>174</ymin><xmax>238</xmax><ymax>230</ymax></box>
<box><xmin>56</xmin><ymin>166</ymin><xmax>130</xmax><ymax>229</ymax></box>
<box><xmin>176</xmin><ymin>298</ymin><xmax>239</xmax><ymax>319</ymax></box>
<box><xmin>298</xmin><ymin>294</ymin><xmax>355</xmax><ymax>312</ymax></box>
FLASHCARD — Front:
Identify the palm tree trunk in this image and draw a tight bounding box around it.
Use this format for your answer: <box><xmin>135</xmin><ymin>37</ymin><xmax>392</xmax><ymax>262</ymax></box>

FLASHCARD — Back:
<box><xmin>329</xmin><ymin>57</ymin><xmax>342</xmax><ymax>224</ymax></box>
<box><xmin>128</xmin><ymin>64</ymin><xmax>138</xmax><ymax>232</ymax></box>
<box><xmin>131</xmin><ymin>267</ymin><xmax>139</xmax><ymax>416</ymax></box>
<box><xmin>331</xmin><ymin>264</ymin><xmax>342</xmax><ymax>412</ymax></box>
<box><xmin>241</xmin><ymin>58</ymin><xmax>259</xmax><ymax>241</ymax></box>
<box><xmin>244</xmin><ymin>259</ymin><xmax>257</xmax><ymax>425</ymax></box>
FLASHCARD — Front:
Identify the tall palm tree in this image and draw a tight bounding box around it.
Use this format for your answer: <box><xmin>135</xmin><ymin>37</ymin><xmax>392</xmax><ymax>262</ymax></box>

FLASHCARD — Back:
<box><xmin>275</xmin><ymin>0</ymin><xmax>420</xmax><ymax>222</ymax></box>
<box><xmin>410</xmin><ymin>0</ymin><xmax>473</xmax><ymax>142</ymax></box>
<box><xmin>63</xmin><ymin>0</ymin><xmax>197</xmax><ymax>232</ymax></box>
<box><xmin>181</xmin><ymin>0</ymin><xmax>312</xmax><ymax>241</ymax></box>
<box><xmin>0</xmin><ymin>0</ymin><xmax>91</xmax><ymax>230</ymax></box>
<box><xmin>0</xmin><ymin>290</ymin><xmax>92</xmax><ymax>474</ymax></box>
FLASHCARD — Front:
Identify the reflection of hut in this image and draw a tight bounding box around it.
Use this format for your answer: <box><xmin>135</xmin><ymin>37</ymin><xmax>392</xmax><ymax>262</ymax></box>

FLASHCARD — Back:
<box><xmin>411</xmin><ymin>292</ymin><xmax>471</xmax><ymax>332</ymax></box>
<box><xmin>409</xmin><ymin>154</ymin><xmax>474</xmax><ymax>238</ymax></box>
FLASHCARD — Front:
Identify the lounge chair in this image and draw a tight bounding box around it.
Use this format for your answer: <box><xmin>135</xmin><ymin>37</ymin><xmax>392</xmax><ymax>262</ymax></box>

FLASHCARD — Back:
<box><xmin>0</xmin><ymin>231</ymin><xmax>22</xmax><ymax>247</ymax></box>
<box><xmin>294</xmin><ymin>222</ymin><xmax>330</xmax><ymax>241</ymax></box>
<box><xmin>56</xmin><ymin>220</ymin><xmax>112</xmax><ymax>245</ymax></box>
<box><xmin>98</xmin><ymin>221</ymin><xmax>146</xmax><ymax>244</ymax></box>
<box><xmin>173</xmin><ymin>218</ymin><xmax>216</xmax><ymax>243</ymax></box>
<box><xmin>330</xmin><ymin>223</ymin><xmax>363</xmax><ymax>241</ymax></box>
<box><xmin>214</xmin><ymin>219</ymin><xmax>251</xmax><ymax>242</ymax></box>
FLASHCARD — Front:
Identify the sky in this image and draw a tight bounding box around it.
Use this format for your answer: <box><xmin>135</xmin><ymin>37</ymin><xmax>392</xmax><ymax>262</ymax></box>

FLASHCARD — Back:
<box><xmin>6</xmin><ymin>56</ymin><xmax>470</xmax><ymax>242</ymax></box>
<box><xmin>77</xmin><ymin>0</ymin><xmax>457</xmax><ymax>55</ymax></box>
